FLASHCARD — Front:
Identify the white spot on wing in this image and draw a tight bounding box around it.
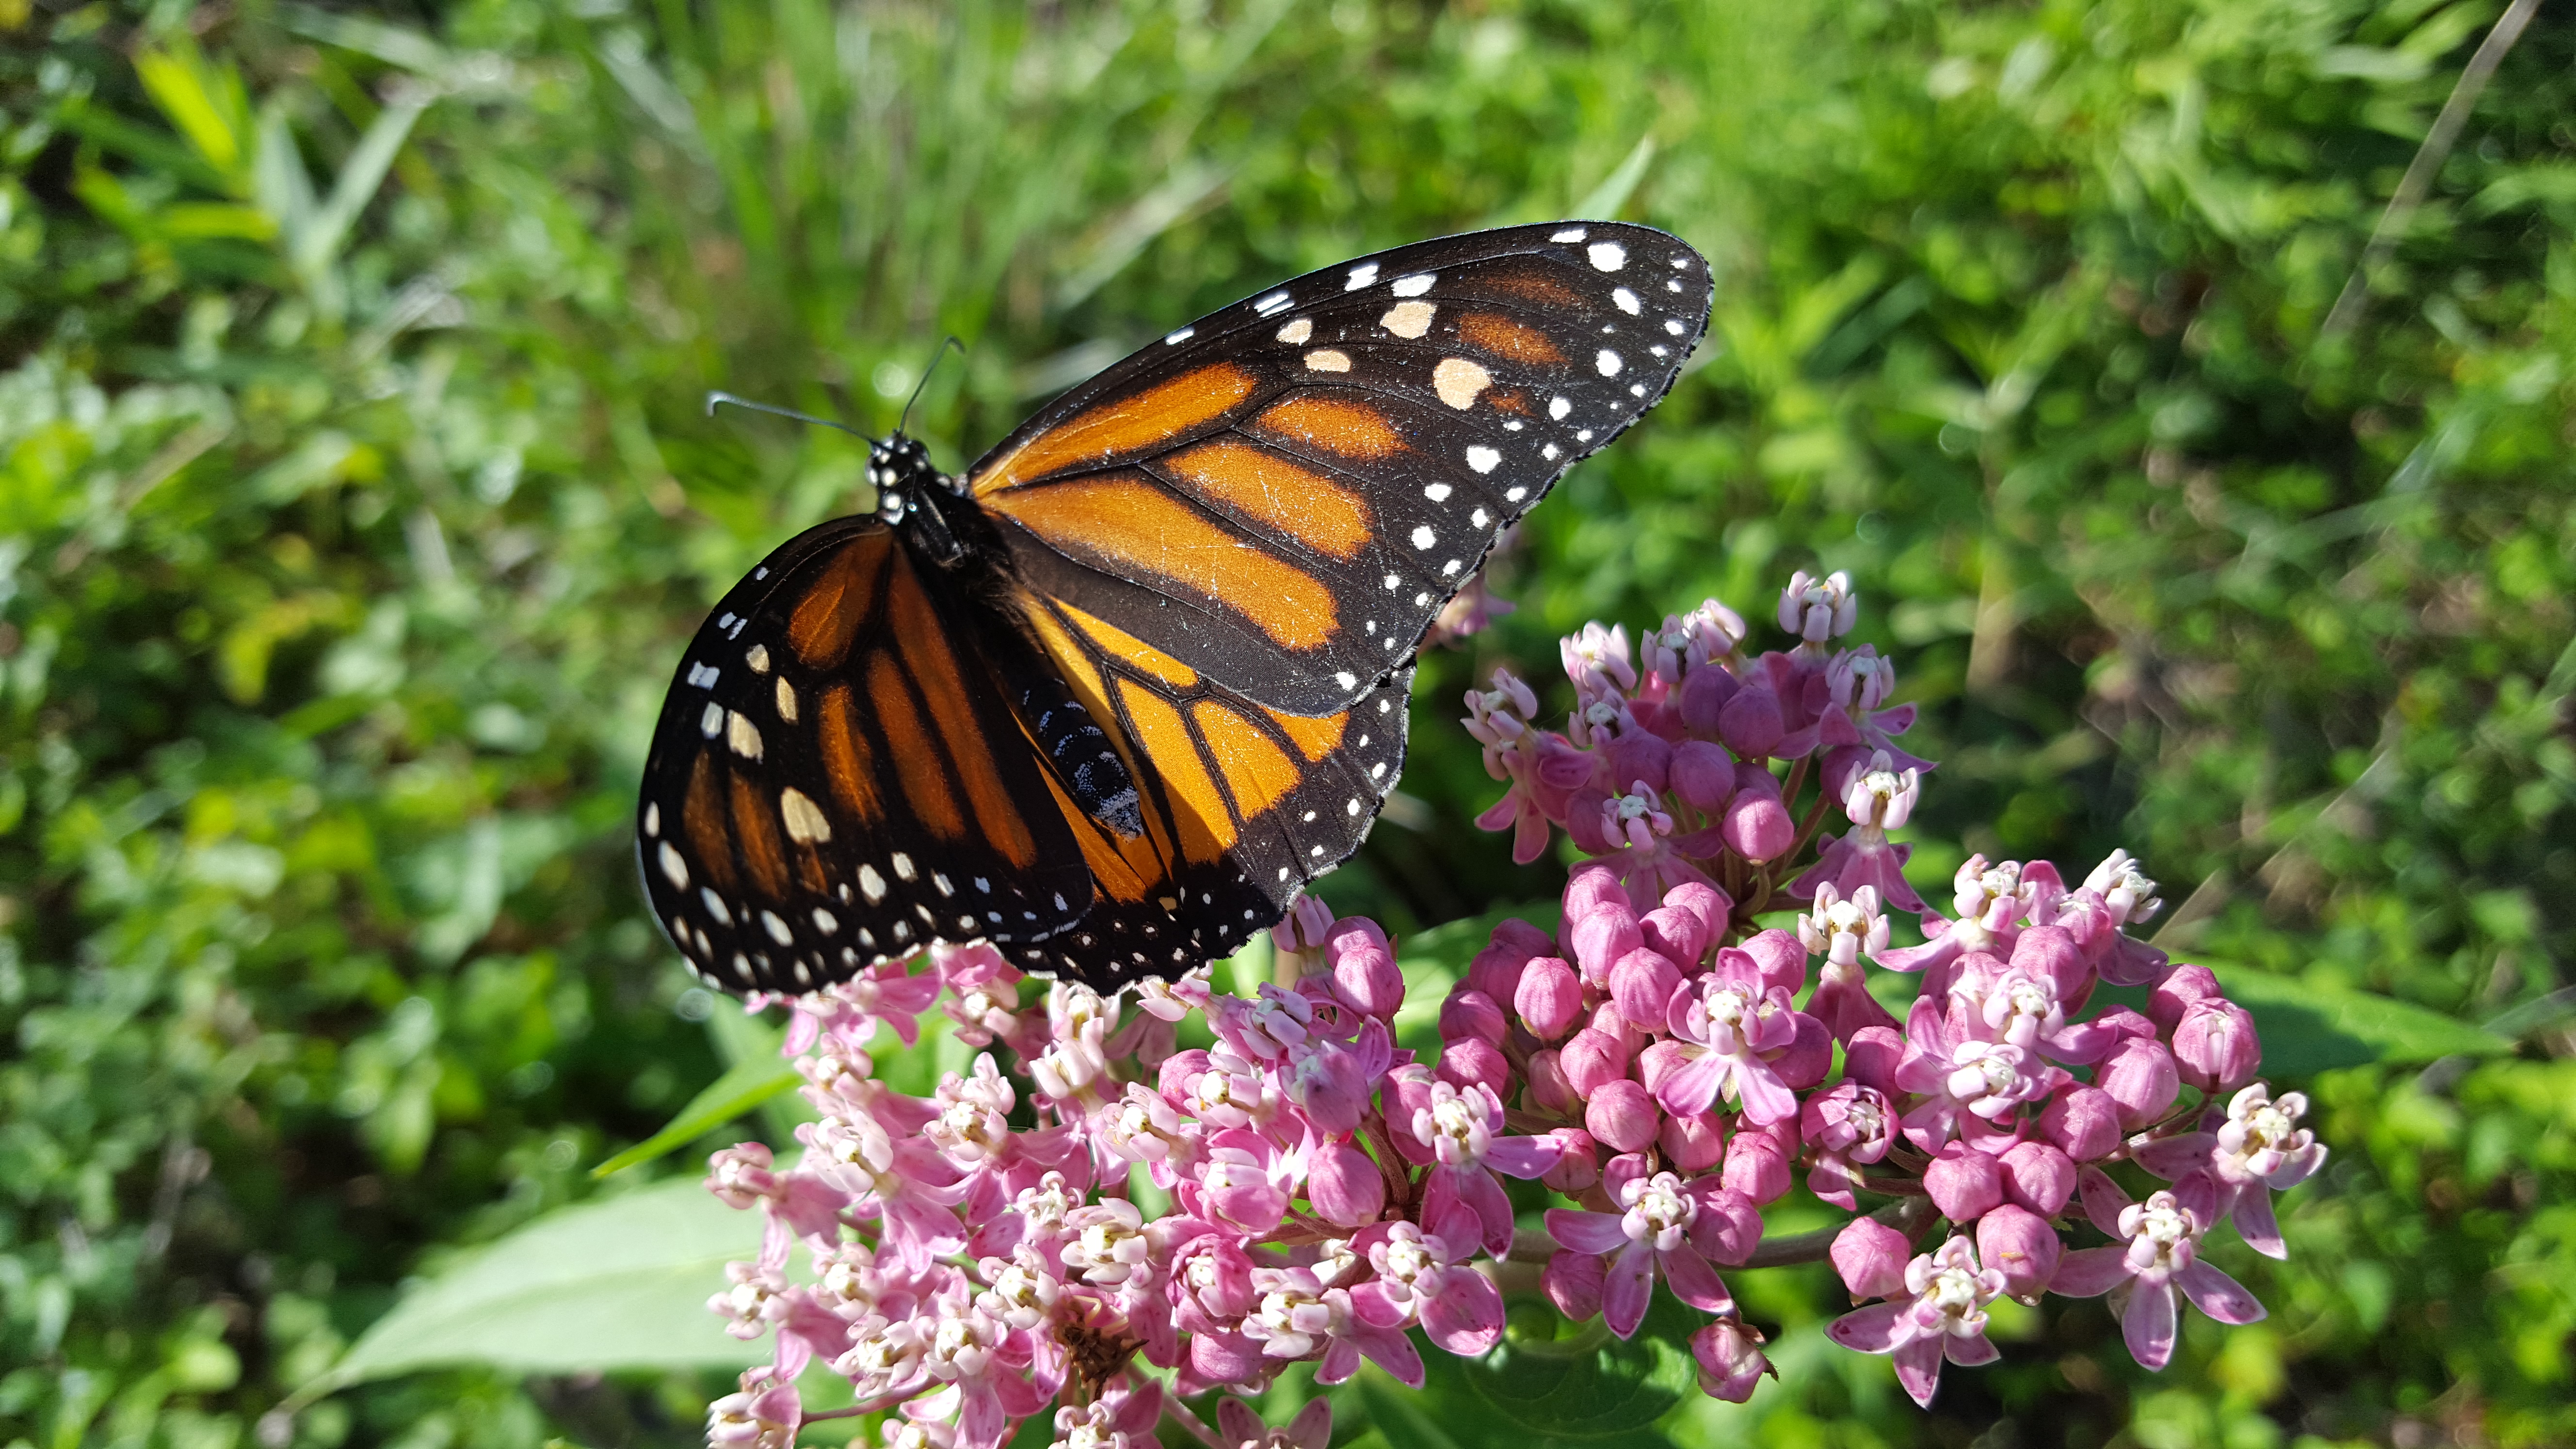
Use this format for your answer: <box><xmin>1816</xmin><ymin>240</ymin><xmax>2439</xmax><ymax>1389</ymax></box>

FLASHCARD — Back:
<box><xmin>813</xmin><ymin>907</ymin><xmax>838</xmax><ymax>934</ymax></box>
<box><xmin>1596</xmin><ymin>349</ymin><xmax>1623</xmax><ymax>377</ymax></box>
<box><xmin>1304</xmin><ymin>349</ymin><xmax>1352</xmax><ymax>372</ymax></box>
<box><xmin>1613</xmin><ymin>287</ymin><xmax>1640</xmax><ymax>315</ymax></box>
<box><xmin>1549</xmin><ymin>396</ymin><xmax>1572</xmax><ymax>420</ymax></box>
<box><xmin>1334</xmin><ymin>671</ymin><xmax>1357</xmax><ymax>690</ymax></box>
<box><xmin>1345</xmin><ymin>262</ymin><xmax>1380</xmax><ymax>290</ymax></box>
<box><xmin>1276</xmin><ymin>318</ymin><xmax>1313</xmax><ymax>344</ymax></box>
<box><xmin>780</xmin><ymin>788</ymin><xmax>831</xmax><ymax>844</ymax></box>
<box><xmin>658</xmin><ymin>841</ymin><xmax>688</xmax><ymax>888</ymax></box>
<box><xmin>773</xmin><ymin>676</ymin><xmax>798</xmax><ymax>723</ymax></box>
<box><xmin>644</xmin><ymin>803</ymin><xmax>660</xmax><ymax>837</ymax></box>
<box><xmin>1424</xmin><ymin>483</ymin><xmax>1452</xmax><ymax>502</ymax></box>
<box><xmin>1164</xmin><ymin>327</ymin><xmax>1194</xmax><ymax>345</ymax></box>
<box><xmin>1588</xmin><ymin>241</ymin><xmax>1627</xmax><ymax>271</ymax></box>
<box><xmin>858</xmin><ymin>864</ymin><xmax>887</xmax><ymax>902</ymax></box>
<box><xmin>746</xmin><ymin>644</ymin><xmax>771</xmax><ymax>674</ymax></box>
<box><xmin>1465</xmin><ymin>446</ymin><xmax>1501</xmax><ymax>474</ymax></box>
<box><xmin>699</xmin><ymin>702</ymin><xmax>724</xmax><ymax>736</ymax></box>
<box><xmin>1254</xmin><ymin>290</ymin><xmax>1292</xmax><ymax>316</ymax></box>
<box><xmin>726</xmin><ymin>711</ymin><xmax>763</xmax><ymax>759</ymax></box>
<box><xmin>891</xmin><ymin>852</ymin><xmax>917</xmax><ymax>881</ymax></box>
<box><xmin>1390</xmin><ymin>273</ymin><xmax>1435</xmax><ymax>297</ymax></box>
<box><xmin>1411</xmin><ymin>525</ymin><xmax>1437</xmax><ymax>549</ymax></box>
<box><xmin>687</xmin><ymin>661</ymin><xmax>719</xmax><ymax>689</ymax></box>
<box><xmin>699</xmin><ymin>887</ymin><xmax>732</xmax><ymax>925</ymax></box>
<box><xmin>761</xmin><ymin>910</ymin><xmax>794</xmax><ymax>945</ymax></box>
<box><xmin>1665</xmin><ymin>318</ymin><xmax>1687</xmax><ymax>336</ymax></box>
<box><xmin>1551</xmin><ymin>226</ymin><xmax>1588</xmax><ymax>242</ymax></box>
<box><xmin>1432</xmin><ymin>356</ymin><xmax>1492</xmax><ymax>409</ymax></box>
<box><xmin>1379</xmin><ymin>301</ymin><xmax>1436</xmax><ymax>339</ymax></box>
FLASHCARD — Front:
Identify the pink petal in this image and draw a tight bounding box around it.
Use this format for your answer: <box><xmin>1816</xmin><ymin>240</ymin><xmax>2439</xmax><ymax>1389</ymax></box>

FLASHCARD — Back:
<box><xmin>1602</xmin><ymin>1243</ymin><xmax>1657</xmax><ymax>1339</ymax></box>
<box><xmin>1421</xmin><ymin>1270</ymin><xmax>1506</xmax><ymax>1356</ymax></box>
<box><xmin>1484</xmin><ymin>1135</ymin><xmax>1564</xmax><ymax>1179</ymax></box>
<box><xmin>1216</xmin><ymin>1399</ymin><xmax>1263</xmax><ymax>1447</ymax></box>
<box><xmin>2077</xmin><ymin>1166</ymin><xmax>2133</xmax><ymax>1238</ymax></box>
<box><xmin>1546</xmin><ymin>1208</ymin><xmax>1631</xmax><ymax>1256</ymax></box>
<box><xmin>1733</xmin><ymin>1060</ymin><xmax>1799</xmax><ymax>1126</ymax></box>
<box><xmin>2232</xmin><ymin>1186</ymin><xmax>2286</xmax><ymax>1260</ymax></box>
<box><xmin>2176</xmin><ymin>1261</ymin><xmax>2268</xmax><ymax>1325</ymax></box>
<box><xmin>1655</xmin><ymin>1052</ymin><xmax>1728</xmax><ymax>1117</ymax></box>
<box><xmin>1349</xmin><ymin>1281</ymin><xmax>1409</xmax><ymax>1330</ymax></box>
<box><xmin>1657</xmin><ymin>1242</ymin><xmax>1734</xmax><ymax>1314</ymax></box>
<box><xmin>1892</xmin><ymin>1335</ymin><xmax>1945</xmax><ymax>1407</ymax></box>
<box><xmin>2133</xmin><ymin>1133</ymin><xmax>2217</xmax><ymax>1181</ymax></box>
<box><xmin>2123</xmin><ymin>1278</ymin><xmax>2178</xmax><ymax>1370</ymax></box>
<box><xmin>2048</xmin><ymin>1246</ymin><xmax>2136</xmax><ymax>1298</ymax></box>
<box><xmin>1316</xmin><ymin>1338</ymin><xmax>1361</xmax><ymax>1385</ymax></box>
<box><xmin>1458</xmin><ymin>1164</ymin><xmax>1520</xmax><ymax>1258</ymax></box>
<box><xmin>1825</xmin><ymin>1301</ymin><xmax>1907</xmax><ymax>1354</ymax></box>
<box><xmin>1353</xmin><ymin>1320</ymin><xmax>1426</xmax><ymax>1389</ymax></box>
<box><xmin>1943</xmin><ymin>1332</ymin><xmax>1999</xmax><ymax>1367</ymax></box>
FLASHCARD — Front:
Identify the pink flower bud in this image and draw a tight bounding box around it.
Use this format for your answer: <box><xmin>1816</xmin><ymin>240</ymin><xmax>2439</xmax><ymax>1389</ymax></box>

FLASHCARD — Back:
<box><xmin>1924</xmin><ymin>1142</ymin><xmax>2005</xmax><ymax>1222</ymax></box>
<box><xmin>1440</xmin><ymin>988</ymin><xmax>1509</xmax><ymax>1046</ymax></box>
<box><xmin>1514</xmin><ymin>957</ymin><xmax>1583</xmax><ymax>1041</ymax></box>
<box><xmin>1541</xmin><ymin>1127</ymin><xmax>1601</xmax><ymax>1194</ymax></box>
<box><xmin>1659</xmin><ymin>1108</ymin><xmax>1727</xmax><ymax>1172</ymax></box>
<box><xmin>1721</xmin><ymin>1121</ymin><xmax>1794</xmax><ymax>1204</ymax></box>
<box><xmin>2171</xmin><ymin>998</ymin><xmax>2261</xmax><ymax>1093</ymax></box>
<box><xmin>1998</xmin><ymin>1139</ymin><xmax>2076</xmax><ymax>1216</ymax></box>
<box><xmin>1842</xmin><ymin>1025</ymin><xmax>1905</xmax><ymax>1093</ymax></box>
<box><xmin>2038</xmin><ymin>1084</ymin><xmax>2123</xmax><ymax>1160</ymax></box>
<box><xmin>1670</xmin><ymin>740</ymin><xmax>1737</xmax><ymax>812</ymax></box>
<box><xmin>1308</xmin><ymin>1136</ymin><xmax>1386</xmax><ymax>1227</ymax></box>
<box><xmin>1525</xmin><ymin>1048</ymin><xmax>1578</xmax><ymax>1115</ymax></box>
<box><xmin>2097</xmin><ymin>1038</ymin><xmax>2181</xmax><ymax>1129</ymax></box>
<box><xmin>1586</xmin><ymin>1079</ymin><xmax>1661</xmax><ymax>1154</ymax></box>
<box><xmin>1638</xmin><ymin>906</ymin><xmax>1708</xmax><ymax>971</ymax></box>
<box><xmin>1606</xmin><ymin>729</ymin><xmax>1672</xmax><ymax>795</ymax></box>
<box><xmin>1719</xmin><ymin>683</ymin><xmax>1785</xmax><ymax>759</ymax></box>
<box><xmin>1975</xmin><ymin>1204</ymin><xmax>2062</xmax><ymax>1301</ymax></box>
<box><xmin>1436</xmin><ymin>1036</ymin><xmax>1511</xmax><ymax>1098</ymax></box>
<box><xmin>1660</xmin><ymin>881</ymin><xmax>1732</xmax><ymax>951</ymax></box>
<box><xmin>1610</xmin><ymin>948</ymin><xmax>1684</xmax><ymax>1033</ymax></box>
<box><xmin>1772</xmin><ymin>1011</ymin><xmax>1833</xmax><ymax>1090</ymax></box>
<box><xmin>2148</xmin><ymin>963</ymin><xmax>2224</xmax><ymax>1029</ymax></box>
<box><xmin>2009</xmin><ymin>924</ymin><xmax>2089</xmax><ymax>1004</ymax></box>
<box><xmin>1831</xmin><ymin>1215</ymin><xmax>1911</xmax><ymax>1301</ymax></box>
<box><xmin>1678</xmin><ymin>662</ymin><xmax>1741</xmax><ymax>732</ymax></box>
<box><xmin>1326</xmin><ymin>918</ymin><xmax>1405</xmax><ymax>1019</ymax></box>
<box><xmin>1560</xmin><ymin>1028</ymin><xmax>1630</xmax><ymax>1096</ymax></box>
<box><xmin>1635</xmin><ymin>1038</ymin><xmax>1692</xmax><ymax>1095</ymax></box>
<box><xmin>1723</xmin><ymin>764</ymin><xmax>1795</xmax><ymax>861</ymax></box>
<box><xmin>1468</xmin><ymin>918</ymin><xmax>1556</xmax><ymax>1002</ymax></box>
<box><xmin>1567</xmin><ymin>899</ymin><xmax>1645</xmax><ymax>987</ymax></box>
<box><xmin>1740</xmin><ymin>928</ymin><xmax>1807</xmax><ymax>995</ymax></box>
<box><xmin>1690</xmin><ymin>1318</ymin><xmax>1775</xmax><ymax>1404</ymax></box>
<box><xmin>1543</xmin><ymin>1248</ymin><xmax>1606</xmax><ymax>1322</ymax></box>
<box><xmin>2093</xmin><ymin>1005</ymin><xmax>2159</xmax><ymax>1041</ymax></box>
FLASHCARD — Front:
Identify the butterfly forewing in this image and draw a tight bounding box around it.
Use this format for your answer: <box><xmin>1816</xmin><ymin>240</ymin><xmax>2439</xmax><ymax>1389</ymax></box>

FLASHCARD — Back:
<box><xmin>970</xmin><ymin>221</ymin><xmax>1713</xmax><ymax>717</ymax></box>
<box><xmin>636</xmin><ymin>520</ymin><xmax>1095</xmax><ymax>995</ymax></box>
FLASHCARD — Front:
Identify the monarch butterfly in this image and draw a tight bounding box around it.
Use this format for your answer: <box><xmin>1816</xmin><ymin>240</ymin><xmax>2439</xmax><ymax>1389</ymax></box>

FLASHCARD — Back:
<box><xmin>639</xmin><ymin>221</ymin><xmax>1713</xmax><ymax>996</ymax></box>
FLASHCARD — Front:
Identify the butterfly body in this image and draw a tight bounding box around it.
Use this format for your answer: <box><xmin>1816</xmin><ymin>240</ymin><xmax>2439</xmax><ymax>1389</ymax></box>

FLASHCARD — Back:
<box><xmin>641</xmin><ymin>222</ymin><xmax>1713</xmax><ymax>994</ymax></box>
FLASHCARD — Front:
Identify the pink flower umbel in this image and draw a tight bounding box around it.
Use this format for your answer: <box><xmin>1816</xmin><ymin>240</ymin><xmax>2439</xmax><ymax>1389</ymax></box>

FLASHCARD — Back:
<box><xmin>2050</xmin><ymin>1175</ymin><xmax>2266</xmax><ymax>1369</ymax></box>
<box><xmin>1826</xmin><ymin>1237</ymin><xmax>2008</xmax><ymax>1407</ymax></box>
<box><xmin>1545</xmin><ymin>1169</ymin><xmax>1740</xmax><ymax>1337</ymax></box>
<box><xmin>686</xmin><ymin>564</ymin><xmax>2310</xmax><ymax>1442</ymax></box>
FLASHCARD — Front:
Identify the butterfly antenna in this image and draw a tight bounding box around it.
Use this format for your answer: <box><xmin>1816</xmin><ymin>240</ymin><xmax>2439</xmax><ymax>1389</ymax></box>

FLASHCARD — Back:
<box><xmin>706</xmin><ymin>391</ymin><xmax>880</xmax><ymax>444</ymax></box>
<box><xmin>897</xmin><ymin>337</ymin><xmax>966</xmax><ymax>436</ymax></box>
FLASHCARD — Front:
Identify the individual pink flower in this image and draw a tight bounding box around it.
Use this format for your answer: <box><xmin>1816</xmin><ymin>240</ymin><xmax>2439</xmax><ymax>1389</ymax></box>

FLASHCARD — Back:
<box><xmin>1797</xmin><ymin>882</ymin><xmax>1900</xmax><ymax>1042</ymax></box>
<box><xmin>1778</xmin><ymin>569</ymin><xmax>1858</xmax><ymax>644</ymax></box>
<box><xmin>1405</xmin><ymin>1079</ymin><xmax>1563</xmax><ymax>1256</ymax></box>
<box><xmin>2049</xmin><ymin>1177</ymin><xmax>2266</xmax><ymax>1370</ymax></box>
<box><xmin>1350</xmin><ymin>1221</ymin><xmax>1506</xmax><ymax>1356</ymax></box>
<box><xmin>1047</xmin><ymin>1378</ymin><xmax>1164</xmax><ymax>1449</ymax></box>
<box><xmin>2079</xmin><ymin>849</ymin><xmax>2173</xmax><ymax>986</ymax></box>
<box><xmin>1874</xmin><ymin>855</ymin><xmax>2032</xmax><ymax>987</ymax></box>
<box><xmin>1182</xmin><ymin>1127</ymin><xmax>1298</xmax><ymax>1238</ymax></box>
<box><xmin>1544</xmin><ymin>1170</ymin><xmax>1739</xmax><ymax>1338</ymax></box>
<box><xmin>1690</xmin><ymin>1317</ymin><xmax>1776</xmax><ymax>1403</ymax></box>
<box><xmin>1801</xmin><ymin>1082</ymin><xmax>1897</xmax><ymax>1209</ymax></box>
<box><xmin>1790</xmin><ymin>751</ymin><xmax>1923</xmax><ymax>912</ymax></box>
<box><xmin>1891</xmin><ymin>995</ymin><xmax>2069</xmax><ymax>1149</ymax></box>
<box><xmin>2133</xmin><ymin>1083</ymin><xmax>2327</xmax><ymax>1258</ymax></box>
<box><xmin>1241</xmin><ymin>1265</ymin><xmax>1421</xmax><ymax>1387</ymax></box>
<box><xmin>905</xmin><ymin>1290</ymin><xmax>1046</xmax><ymax>1449</ymax></box>
<box><xmin>707</xmin><ymin>1376</ymin><xmax>802</xmax><ymax>1449</ymax></box>
<box><xmin>1657</xmin><ymin>950</ymin><xmax>1803</xmax><ymax>1125</ymax></box>
<box><xmin>1810</xmin><ymin>644</ymin><xmax>1934</xmax><ymax>772</ymax></box>
<box><xmin>1824</xmin><ymin>1236</ymin><xmax>2007</xmax><ymax>1407</ymax></box>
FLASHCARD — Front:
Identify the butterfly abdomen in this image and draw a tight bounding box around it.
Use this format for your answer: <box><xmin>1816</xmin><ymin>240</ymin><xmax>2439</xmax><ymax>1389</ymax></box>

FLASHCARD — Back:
<box><xmin>1026</xmin><ymin>691</ymin><xmax>1145</xmax><ymax>838</ymax></box>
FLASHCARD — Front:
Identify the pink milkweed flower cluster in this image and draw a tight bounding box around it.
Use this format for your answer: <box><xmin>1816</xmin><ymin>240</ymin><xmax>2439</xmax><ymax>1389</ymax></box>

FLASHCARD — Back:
<box><xmin>692</xmin><ymin>571</ymin><xmax>2325</xmax><ymax>1445</ymax></box>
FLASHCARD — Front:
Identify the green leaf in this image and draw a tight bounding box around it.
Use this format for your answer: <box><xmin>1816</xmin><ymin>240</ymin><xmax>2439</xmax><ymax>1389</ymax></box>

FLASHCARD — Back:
<box><xmin>1431</xmin><ymin>1294</ymin><xmax>1698</xmax><ymax>1444</ymax></box>
<box><xmin>296</xmin><ymin>1175</ymin><xmax>759</xmax><ymax>1400</ymax></box>
<box><xmin>2196</xmin><ymin>962</ymin><xmax>2513</xmax><ymax>1077</ymax></box>
<box><xmin>590</xmin><ymin>1055</ymin><xmax>804</xmax><ymax>1179</ymax></box>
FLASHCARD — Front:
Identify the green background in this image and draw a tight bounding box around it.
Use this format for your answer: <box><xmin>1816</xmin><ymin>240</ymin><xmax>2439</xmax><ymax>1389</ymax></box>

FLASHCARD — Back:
<box><xmin>4</xmin><ymin>0</ymin><xmax>2573</xmax><ymax>1446</ymax></box>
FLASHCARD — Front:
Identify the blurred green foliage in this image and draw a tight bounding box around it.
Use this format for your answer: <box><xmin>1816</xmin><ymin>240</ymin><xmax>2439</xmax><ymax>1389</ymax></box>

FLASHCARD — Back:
<box><xmin>2</xmin><ymin>0</ymin><xmax>2571</xmax><ymax>1447</ymax></box>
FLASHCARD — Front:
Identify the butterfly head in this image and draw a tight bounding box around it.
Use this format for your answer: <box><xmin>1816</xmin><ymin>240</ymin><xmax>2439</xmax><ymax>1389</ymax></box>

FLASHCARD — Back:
<box><xmin>868</xmin><ymin>433</ymin><xmax>944</xmax><ymax>526</ymax></box>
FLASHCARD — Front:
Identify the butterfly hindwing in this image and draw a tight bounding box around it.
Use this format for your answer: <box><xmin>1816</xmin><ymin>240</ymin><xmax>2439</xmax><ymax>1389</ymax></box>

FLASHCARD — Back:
<box><xmin>1005</xmin><ymin>588</ymin><xmax>1414</xmax><ymax>989</ymax></box>
<box><xmin>970</xmin><ymin>221</ymin><xmax>1713</xmax><ymax>717</ymax></box>
<box><xmin>635</xmin><ymin>519</ymin><xmax>1095</xmax><ymax>995</ymax></box>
